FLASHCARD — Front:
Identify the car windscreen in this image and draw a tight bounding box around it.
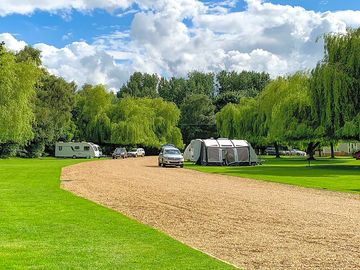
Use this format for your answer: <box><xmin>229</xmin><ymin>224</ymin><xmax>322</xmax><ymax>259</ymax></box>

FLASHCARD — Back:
<box><xmin>164</xmin><ymin>149</ymin><xmax>180</xmax><ymax>155</ymax></box>
<box><xmin>130</xmin><ymin>149</ymin><xmax>137</xmax><ymax>152</ymax></box>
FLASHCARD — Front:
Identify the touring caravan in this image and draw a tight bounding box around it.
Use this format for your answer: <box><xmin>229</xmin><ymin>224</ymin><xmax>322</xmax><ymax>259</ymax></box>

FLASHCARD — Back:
<box><xmin>55</xmin><ymin>142</ymin><xmax>102</xmax><ymax>158</ymax></box>
<box><xmin>183</xmin><ymin>138</ymin><xmax>259</xmax><ymax>166</ymax></box>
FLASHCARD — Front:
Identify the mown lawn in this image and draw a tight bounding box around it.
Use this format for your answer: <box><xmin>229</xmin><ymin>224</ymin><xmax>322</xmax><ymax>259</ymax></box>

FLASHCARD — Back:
<box><xmin>186</xmin><ymin>156</ymin><xmax>360</xmax><ymax>194</ymax></box>
<box><xmin>0</xmin><ymin>158</ymin><xmax>236</xmax><ymax>270</ymax></box>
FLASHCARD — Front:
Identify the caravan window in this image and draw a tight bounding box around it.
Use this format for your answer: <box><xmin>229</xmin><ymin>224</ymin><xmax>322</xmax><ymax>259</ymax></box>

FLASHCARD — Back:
<box><xmin>84</xmin><ymin>146</ymin><xmax>90</xmax><ymax>151</ymax></box>
<box><xmin>58</xmin><ymin>146</ymin><xmax>62</xmax><ymax>151</ymax></box>
<box><xmin>74</xmin><ymin>146</ymin><xmax>80</xmax><ymax>150</ymax></box>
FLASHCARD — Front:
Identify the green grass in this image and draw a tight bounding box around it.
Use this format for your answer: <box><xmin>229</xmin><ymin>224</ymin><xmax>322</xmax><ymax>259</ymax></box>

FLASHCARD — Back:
<box><xmin>186</xmin><ymin>156</ymin><xmax>360</xmax><ymax>194</ymax></box>
<box><xmin>0</xmin><ymin>158</ymin><xmax>236</xmax><ymax>270</ymax></box>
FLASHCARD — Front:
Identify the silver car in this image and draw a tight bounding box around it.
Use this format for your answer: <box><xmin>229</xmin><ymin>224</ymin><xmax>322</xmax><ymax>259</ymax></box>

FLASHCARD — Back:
<box><xmin>158</xmin><ymin>147</ymin><xmax>184</xmax><ymax>167</ymax></box>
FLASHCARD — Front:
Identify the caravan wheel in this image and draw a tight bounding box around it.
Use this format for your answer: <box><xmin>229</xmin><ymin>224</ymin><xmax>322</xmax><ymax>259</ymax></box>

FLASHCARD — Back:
<box><xmin>72</xmin><ymin>155</ymin><xmax>77</xmax><ymax>159</ymax></box>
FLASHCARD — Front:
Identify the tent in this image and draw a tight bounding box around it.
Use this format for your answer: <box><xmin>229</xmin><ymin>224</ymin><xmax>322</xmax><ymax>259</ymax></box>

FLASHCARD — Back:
<box><xmin>183</xmin><ymin>138</ymin><xmax>259</xmax><ymax>166</ymax></box>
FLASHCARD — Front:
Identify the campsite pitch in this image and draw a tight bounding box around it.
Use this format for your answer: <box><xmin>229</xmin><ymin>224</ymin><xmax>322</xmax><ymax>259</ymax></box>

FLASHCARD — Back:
<box><xmin>62</xmin><ymin>156</ymin><xmax>360</xmax><ymax>270</ymax></box>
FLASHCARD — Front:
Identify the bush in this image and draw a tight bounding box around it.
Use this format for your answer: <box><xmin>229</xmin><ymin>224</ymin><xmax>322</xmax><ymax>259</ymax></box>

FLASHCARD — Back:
<box><xmin>0</xmin><ymin>143</ymin><xmax>19</xmax><ymax>158</ymax></box>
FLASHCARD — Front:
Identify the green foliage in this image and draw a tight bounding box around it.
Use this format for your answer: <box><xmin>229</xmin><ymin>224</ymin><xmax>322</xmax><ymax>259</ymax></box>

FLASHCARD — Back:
<box><xmin>74</xmin><ymin>84</ymin><xmax>113</xmax><ymax>144</ymax></box>
<box><xmin>118</xmin><ymin>72</ymin><xmax>159</xmax><ymax>99</ymax></box>
<box><xmin>0</xmin><ymin>143</ymin><xmax>19</xmax><ymax>158</ymax></box>
<box><xmin>0</xmin><ymin>46</ymin><xmax>40</xmax><ymax>145</ymax></box>
<box><xmin>216</xmin><ymin>74</ymin><xmax>315</xmax><ymax>149</ymax></box>
<box><xmin>26</xmin><ymin>73</ymin><xmax>77</xmax><ymax>157</ymax></box>
<box><xmin>158</xmin><ymin>77</ymin><xmax>188</xmax><ymax>106</ymax></box>
<box><xmin>15</xmin><ymin>46</ymin><xmax>42</xmax><ymax>66</ymax></box>
<box><xmin>216</xmin><ymin>70</ymin><xmax>270</xmax><ymax>96</ymax></box>
<box><xmin>186</xmin><ymin>71</ymin><xmax>215</xmax><ymax>97</ymax></box>
<box><xmin>216</xmin><ymin>98</ymin><xmax>264</xmax><ymax>145</ymax></box>
<box><xmin>216</xmin><ymin>103</ymin><xmax>239</xmax><ymax>139</ymax></box>
<box><xmin>213</xmin><ymin>91</ymin><xmax>241</xmax><ymax>112</ymax></box>
<box><xmin>111</xmin><ymin>97</ymin><xmax>183</xmax><ymax>148</ymax></box>
<box><xmin>310</xmin><ymin>29</ymin><xmax>360</xmax><ymax>141</ymax></box>
<box><xmin>269</xmin><ymin>73</ymin><xmax>314</xmax><ymax>142</ymax></box>
<box><xmin>180</xmin><ymin>94</ymin><xmax>217</xmax><ymax>144</ymax></box>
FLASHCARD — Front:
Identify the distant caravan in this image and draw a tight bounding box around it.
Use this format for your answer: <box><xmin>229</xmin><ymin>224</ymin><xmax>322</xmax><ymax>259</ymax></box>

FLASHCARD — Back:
<box><xmin>55</xmin><ymin>142</ymin><xmax>102</xmax><ymax>159</ymax></box>
<box><xmin>183</xmin><ymin>138</ymin><xmax>260</xmax><ymax>166</ymax></box>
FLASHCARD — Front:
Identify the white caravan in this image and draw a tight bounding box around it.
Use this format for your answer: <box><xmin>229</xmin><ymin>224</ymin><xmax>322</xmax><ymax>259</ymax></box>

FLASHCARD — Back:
<box><xmin>55</xmin><ymin>142</ymin><xmax>101</xmax><ymax>158</ymax></box>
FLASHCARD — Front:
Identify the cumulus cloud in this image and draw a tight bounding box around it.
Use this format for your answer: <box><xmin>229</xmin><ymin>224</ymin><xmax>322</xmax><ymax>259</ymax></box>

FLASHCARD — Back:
<box><xmin>34</xmin><ymin>41</ymin><xmax>130</xmax><ymax>91</ymax></box>
<box><xmin>0</xmin><ymin>33</ymin><xmax>26</xmax><ymax>51</ymax></box>
<box><xmin>2</xmin><ymin>0</ymin><xmax>360</xmax><ymax>90</ymax></box>
<box><xmin>0</xmin><ymin>0</ymin><xmax>134</xmax><ymax>16</ymax></box>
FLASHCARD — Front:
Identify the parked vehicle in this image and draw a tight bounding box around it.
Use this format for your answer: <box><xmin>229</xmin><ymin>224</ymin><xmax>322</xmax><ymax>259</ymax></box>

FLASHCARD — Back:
<box><xmin>137</xmin><ymin>148</ymin><xmax>145</xmax><ymax>157</ymax></box>
<box><xmin>290</xmin><ymin>149</ymin><xmax>307</xmax><ymax>156</ymax></box>
<box><xmin>264</xmin><ymin>147</ymin><xmax>276</xmax><ymax>155</ymax></box>
<box><xmin>112</xmin><ymin>147</ymin><xmax>127</xmax><ymax>159</ymax></box>
<box><xmin>127</xmin><ymin>148</ymin><xmax>138</xmax><ymax>157</ymax></box>
<box><xmin>55</xmin><ymin>142</ymin><xmax>101</xmax><ymax>158</ymax></box>
<box><xmin>158</xmin><ymin>146</ymin><xmax>184</xmax><ymax>167</ymax></box>
<box><xmin>354</xmin><ymin>150</ymin><xmax>360</xmax><ymax>160</ymax></box>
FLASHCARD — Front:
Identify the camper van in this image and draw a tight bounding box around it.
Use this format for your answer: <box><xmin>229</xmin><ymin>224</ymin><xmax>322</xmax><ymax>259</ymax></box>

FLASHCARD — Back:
<box><xmin>55</xmin><ymin>142</ymin><xmax>102</xmax><ymax>158</ymax></box>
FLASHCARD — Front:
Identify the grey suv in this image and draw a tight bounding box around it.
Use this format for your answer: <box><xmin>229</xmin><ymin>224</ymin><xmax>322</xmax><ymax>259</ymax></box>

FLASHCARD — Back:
<box><xmin>158</xmin><ymin>147</ymin><xmax>184</xmax><ymax>167</ymax></box>
<box><xmin>112</xmin><ymin>147</ymin><xmax>127</xmax><ymax>159</ymax></box>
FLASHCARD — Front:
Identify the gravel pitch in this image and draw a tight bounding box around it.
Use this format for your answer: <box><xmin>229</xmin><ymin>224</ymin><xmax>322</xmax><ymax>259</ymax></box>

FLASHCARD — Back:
<box><xmin>61</xmin><ymin>157</ymin><xmax>360</xmax><ymax>270</ymax></box>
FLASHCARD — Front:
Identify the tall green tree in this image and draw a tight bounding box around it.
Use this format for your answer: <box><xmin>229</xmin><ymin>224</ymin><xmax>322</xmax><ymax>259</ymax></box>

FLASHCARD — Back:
<box><xmin>216</xmin><ymin>70</ymin><xmax>270</xmax><ymax>96</ymax></box>
<box><xmin>186</xmin><ymin>71</ymin><xmax>215</xmax><ymax>97</ymax></box>
<box><xmin>180</xmin><ymin>94</ymin><xmax>217</xmax><ymax>145</ymax></box>
<box><xmin>310</xmin><ymin>29</ymin><xmax>360</xmax><ymax>157</ymax></box>
<box><xmin>110</xmin><ymin>97</ymin><xmax>183</xmax><ymax>148</ymax></box>
<box><xmin>74</xmin><ymin>84</ymin><xmax>113</xmax><ymax>144</ymax></box>
<box><xmin>158</xmin><ymin>77</ymin><xmax>188</xmax><ymax>106</ymax></box>
<box><xmin>118</xmin><ymin>72</ymin><xmax>159</xmax><ymax>99</ymax></box>
<box><xmin>15</xmin><ymin>46</ymin><xmax>42</xmax><ymax>66</ymax></box>
<box><xmin>0</xmin><ymin>44</ymin><xmax>40</xmax><ymax>156</ymax></box>
<box><xmin>26</xmin><ymin>73</ymin><xmax>77</xmax><ymax>156</ymax></box>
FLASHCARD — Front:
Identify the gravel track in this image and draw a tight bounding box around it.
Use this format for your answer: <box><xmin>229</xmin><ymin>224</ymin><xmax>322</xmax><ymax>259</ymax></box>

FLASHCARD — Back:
<box><xmin>61</xmin><ymin>157</ymin><xmax>360</xmax><ymax>270</ymax></box>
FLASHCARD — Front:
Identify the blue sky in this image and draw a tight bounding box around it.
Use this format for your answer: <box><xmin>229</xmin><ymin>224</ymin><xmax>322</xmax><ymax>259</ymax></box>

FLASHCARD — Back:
<box><xmin>1</xmin><ymin>1</ymin><xmax>358</xmax><ymax>48</ymax></box>
<box><xmin>0</xmin><ymin>0</ymin><xmax>359</xmax><ymax>90</ymax></box>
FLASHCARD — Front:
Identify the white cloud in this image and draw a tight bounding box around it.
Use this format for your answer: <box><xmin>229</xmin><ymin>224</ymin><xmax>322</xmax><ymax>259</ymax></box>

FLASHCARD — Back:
<box><xmin>0</xmin><ymin>33</ymin><xmax>26</xmax><ymax>51</ymax></box>
<box><xmin>0</xmin><ymin>0</ymin><xmax>134</xmax><ymax>16</ymax></box>
<box><xmin>34</xmin><ymin>41</ymin><xmax>131</xmax><ymax>91</ymax></box>
<box><xmin>2</xmin><ymin>0</ymin><xmax>360</xmax><ymax>90</ymax></box>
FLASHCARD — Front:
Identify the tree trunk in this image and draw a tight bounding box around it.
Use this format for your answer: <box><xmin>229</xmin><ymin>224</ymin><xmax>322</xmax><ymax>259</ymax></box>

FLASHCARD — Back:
<box><xmin>274</xmin><ymin>142</ymin><xmax>281</xmax><ymax>158</ymax></box>
<box><xmin>318</xmin><ymin>149</ymin><xmax>322</xmax><ymax>157</ymax></box>
<box><xmin>306</xmin><ymin>142</ymin><xmax>320</xmax><ymax>160</ymax></box>
<box><xmin>330</xmin><ymin>142</ymin><xmax>335</xmax><ymax>158</ymax></box>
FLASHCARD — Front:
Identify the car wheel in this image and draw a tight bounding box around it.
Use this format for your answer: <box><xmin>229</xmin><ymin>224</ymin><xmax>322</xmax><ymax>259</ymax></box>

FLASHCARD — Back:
<box><xmin>180</xmin><ymin>164</ymin><xmax>184</xmax><ymax>168</ymax></box>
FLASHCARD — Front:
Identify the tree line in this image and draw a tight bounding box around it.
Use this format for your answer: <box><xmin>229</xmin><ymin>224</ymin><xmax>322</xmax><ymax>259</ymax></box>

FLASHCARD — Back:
<box><xmin>216</xmin><ymin>28</ymin><xmax>360</xmax><ymax>159</ymax></box>
<box><xmin>0</xmin><ymin>41</ymin><xmax>270</xmax><ymax>157</ymax></box>
<box><xmin>2</xmin><ymin>28</ymin><xmax>358</xmax><ymax>159</ymax></box>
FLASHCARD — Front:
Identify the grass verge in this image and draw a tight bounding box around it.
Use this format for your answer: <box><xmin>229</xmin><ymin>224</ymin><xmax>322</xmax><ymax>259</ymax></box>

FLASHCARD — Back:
<box><xmin>186</xmin><ymin>156</ymin><xmax>360</xmax><ymax>194</ymax></box>
<box><xmin>0</xmin><ymin>158</ymin><xmax>236</xmax><ymax>270</ymax></box>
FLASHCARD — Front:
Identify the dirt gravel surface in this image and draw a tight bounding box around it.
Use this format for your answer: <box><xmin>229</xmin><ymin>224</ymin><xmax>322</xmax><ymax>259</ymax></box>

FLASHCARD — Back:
<box><xmin>61</xmin><ymin>157</ymin><xmax>360</xmax><ymax>270</ymax></box>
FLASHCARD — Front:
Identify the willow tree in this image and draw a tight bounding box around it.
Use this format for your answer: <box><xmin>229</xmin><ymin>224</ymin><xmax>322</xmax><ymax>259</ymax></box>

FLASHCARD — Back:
<box><xmin>216</xmin><ymin>103</ymin><xmax>239</xmax><ymax>139</ymax></box>
<box><xmin>310</xmin><ymin>28</ymin><xmax>360</xmax><ymax>157</ymax></box>
<box><xmin>0</xmin><ymin>44</ymin><xmax>40</xmax><ymax>156</ymax></box>
<box><xmin>269</xmin><ymin>73</ymin><xmax>320</xmax><ymax>159</ymax></box>
<box><xmin>73</xmin><ymin>84</ymin><xmax>114</xmax><ymax>144</ymax></box>
<box><xmin>216</xmin><ymin>98</ymin><xmax>263</xmax><ymax>145</ymax></box>
<box><xmin>254</xmin><ymin>77</ymin><xmax>293</xmax><ymax>157</ymax></box>
<box><xmin>111</xmin><ymin>97</ymin><xmax>183</xmax><ymax>148</ymax></box>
